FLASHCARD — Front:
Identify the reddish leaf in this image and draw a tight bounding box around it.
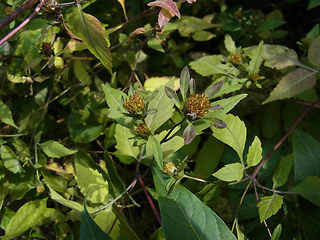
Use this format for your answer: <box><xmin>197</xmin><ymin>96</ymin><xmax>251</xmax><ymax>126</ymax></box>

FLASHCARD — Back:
<box><xmin>148</xmin><ymin>0</ymin><xmax>181</xmax><ymax>18</ymax></box>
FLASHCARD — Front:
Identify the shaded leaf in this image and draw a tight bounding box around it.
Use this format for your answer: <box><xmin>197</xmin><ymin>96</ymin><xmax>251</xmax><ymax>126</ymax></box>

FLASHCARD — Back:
<box><xmin>293</xmin><ymin>176</ymin><xmax>320</xmax><ymax>207</ymax></box>
<box><xmin>180</xmin><ymin>66</ymin><xmax>190</xmax><ymax>101</ymax></box>
<box><xmin>293</xmin><ymin>130</ymin><xmax>320</xmax><ymax>183</ymax></box>
<box><xmin>189</xmin><ymin>78</ymin><xmax>196</xmax><ymax>95</ymax></box>
<box><xmin>204</xmin><ymin>80</ymin><xmax>224</xmax><ymax>99</ymax></box>
<box><xmin>257</xmin><ymin>193</ymin><xmax>283</xmax><ymax>222</ymax></box>
<box><xmin>2</xmin><ymin>198</ymin><xmax>62</xmax><ymax>240</ymax></box>
<box><xmin>246</xmin><ymin>136</ymin><xmax>262</xmax><ymax>168</ymax></box>
<box><xmin>211</xmin><ymin>118</ymin><xmax>227</xmax><ymax>129</ymax></box>
<box><xmin>0</xmin><ymin>99</ymin><xmax>18</xmax><ymax>129</ymax></box>
<box><xmin>148</xmin><ymin>38</ymin><xmax>165</xmax><ymax>52</ymax></box>
<box><xmin>165</xmin><ymin>86</ymin><xmax>181</xmax><ymax>109</ymax></box>
<box><xmin>263</xmin><ymin>68</ymin><xmax>316</xmax><ymax>104</ymax></box>
<box><xmin>212</xmin><ymin>162</ymin><xmax>243</xmax><ymax>182</ymax></box>
<box><xmin>272</xmin><ymin>154</ymin><xmax>293</xmax><ymax>188</ymax></box>
<box><xmin>80</xmin><ymin>201</ymin><xmax>112</xmax><ymax>240</ymax></box>
<box><xmin>47</xmin><ymin>185</ymin><xmax>83</xmax><ymax>211</ymax></box>
<box><xmin>262</xmin><ymin>45</ymin><xmax>300</xmax><ymax>69</ymax></box>
<box><xmin>308</xmin><ymin>0</ymin><xmax>320</xmax><ymax>10</ymax></box>
<box><xmin>249</xmin><ymin>41</ymin><xmax>263</xmax><ymax>75</ymax></box>
<box><xmin>271</xmin><ymin>224</ymin><xmax>282</xmax><ymax>240</ymax></box>
<box><xmin>192</xmin><ymin>30</ymin><xmax>216</xmax><ymax>41</ymax></box>
<box><xmin>117</xmin><ymin>0</ymin><xmax>127</xmax><ymax>20</ymax></box>
<box><xmin>40</xmin><ymin>140</ymin><xmax>77</xmax><ymax>158</ymax></box>
<box><xmin>308</xmin><ymin>36</ymin><xmax>320</xmax><ymax>67</ymax></box>
<box><xmin>1</xmin><ymin>145</ymin><xmax>23</xmax><ymax>174</ymax></box>
<box><xmin>68</xmin><ymin>7</ymin><xmax>112</xmax><ymax>73</ymax></box>
<box><xmin>211</xmin><ymin>114</ymin><xmax>247</xmax><ymax>162</ymax></box>
<box><xmin>153</xmin><ymin>167</ymin><xmax>237</xmax><ymax>240</ymax></box>
<box><xmin>183</xmin><ymin>123</ymin><xmax>196</xmax><ymax>145</ymax></box>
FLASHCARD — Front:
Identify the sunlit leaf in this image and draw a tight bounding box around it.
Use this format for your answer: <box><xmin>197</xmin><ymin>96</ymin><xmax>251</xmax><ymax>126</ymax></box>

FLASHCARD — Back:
<box><xmin>246</xmin><ymin>136</ymin><xmax>262</xmax><ymax>168</ymax></box>
<box><xmin>180</xmin><ymin>66</ymin><xmax>190</xmax><ymax>101</ymax></box>
<box><xmin>308</xmin><ymin>36</ymin><xmax>320</xmax><ymax>67</ymax></box>
<box><xmin>1</xmin><ymin>145</ymin><xmax>23</xmax><ymax>174</ymax></box>
<box><xmin>149</xmin><ymin>136</ymin><xmax>163</xmax><ymax>168</ymax></box>
<box><xmin>293</xmin><ymin>176</ymin><xmax>320</xmax><ymax>207</ymax></box>
<box><xmin>271</xmin><ymin>224</ymin><xmax>282</xmax><ymax>240</ymax></box>
<box><xmin>257</xmin><ymin>193</ymin><xmax>283</xmax><ymax>222</ymax></box>
<box><xmin>249</xmin><ymin>41</ymin><xmax>263</xmax><ymax>75</ymax></box>
<box><xmin>114</xmin><ymin>124</ymin><xmax>139</xmax><ymax>159</ymax></box>
<box><xmin>68</xmin><ymin>7</ymin><xmax>112</xmax><ymax>73</ymax></box>
<box><xmin>224</xmin><ymin>34</ymin><xmax>236</xmax><ymax>53</ymax></box>
<box><xmin>165</xmin><ymin>86</ymin><xmax>181</xmax><ymax>109</ymax></box>
<box><xmin>263</xmin><ymin>68</ymin><xmax>316</xmax><ymax>104</ymax></box>
<box><xmin>148</xmin><ymin>38</ymin><xmax>165</xmax><ymax>52</ymax></box>
<box><xmin>40</xmin><ymin>140</ymin><xmax>77</xmax><ymax>158</ymax></box>
<box><xmin>102</xmin><ymin>84</ymin><xmax>127</xmax><ymax>112</ymax></box>
<box><xmin>212</xmin><ymin>162</ymin><xmax>243</xmax><ymax>182</ymax></box>
<box><xmin>262</xmin><ymin>45</ymin><xmax>300</xmax><ymax>69</ymax></box>
<box><xmin>148</xmin><ymin>0</ymin><xmax>181</xmax><ymax>18</ymax></box>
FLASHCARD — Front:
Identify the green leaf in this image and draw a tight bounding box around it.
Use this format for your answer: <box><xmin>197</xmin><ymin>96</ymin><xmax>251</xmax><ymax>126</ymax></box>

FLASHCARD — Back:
<box><xmin>224</xmin><ymin>34</ymin><xmax>236</xmax><ymax>53</ymax></box>
<box><xmin>192</xmin><ymin>30</ymin><xmax>215</xmax><ymax>41</ymax></box>
<box><xmin>271</xmin><ymin>224</ymin><xmax>282</xmax><ymax>240</ymax></box>
<box><xmin>40</xmin><ymin>140</ymin><xmax>77</xmax><ymax>158</ymax></box>
<box><xmin>308</xmin><ymin>36</ymin><xmax>320</xmax><ymax>68</ymax></box>
<box><xmin>272</xmin><ymin>154</ymin><xmax>293</xmax><ymax>188</ymax></box>
<box><xmin>1</xmin><ymin>145</ymin><xmax>23</xmax><ymax>174</ymax></box>
<box><xmin>293</xmin><ymin>176</ymin><xmax>320</xmax><ymax>207</ymax></box>
<box><xmin>148</xmin><ymin>38</ymin><xmax>165</xmax><ymax>52</ymax></box>
<box><xmin>293</xmin><ymin>130</ymin><xmax>320</xmax><ymax>183</ymax></box>
<box><xmin>308</xmin><ymin>0</ymin><xmax>320</xmax><ymax>10</ymax></box>
<box><xmin>211</xmin><ymin>114</ymin><xmax>247</xmax><ymax>162</ymax></box>
<box><xmin>68</xmin><ymin>7</ymin><xmax>112</xmax><ymax>73</ymax></box>
<box><xmin>183</xmin><ymin>123</ymin><xmax>196</xmax><ymax>145</ymax></box>
<box><xmin>189</xmin><ymin>55</ymin><xmax>226</xmax><ymax>76</ymax></box>
<box><xmin>212</xmin><ymin>162</ymin><xmax>243</xmax><ymax>182</ymax></box>
<box><xmin>248</xmin><ymin>41</ymin><xmax>263</xmax><ymax>75</ymax></box>
<box><xmin>3</xmin><ymin>198</ymin><xmax>62</xmax><ymax>240</ymax></box>
<box><xmin>262</xmin><ymin>68</ymin><xmax>316</xmax><ymax>104</ymax></box>
<box><xmin>180</xmin><ymin>66</ymin><xmax>190</xmax><ymax>101</ymax></box>
<box><xmin>114</xmin><ymin>124</ymin><xmax>139</xmax><ymax>159</ymax></box>
<box><xmin>153</xmin><ymin>167</ymin><xmax>237</xmax><ymax>240</ymax></box>
<box><xmin>150</xmin><ymin>136</ymin><xmax>163</xmax><ymax>169</ymax></box>
<box><xmin>80</xmin><ymin>201</ymin><xmax>112</xmax><ymax>240</ymax></box>
<box><xmin>145</xmin><ymin>86</ymin><xmax>174</xmax><ymax>132</ymax></box>
<box><xmin>102</xmin><ymin>84</ymin><xmax>127</xmax><ymax>112</ymax></box>
<box><xmin>262</xmin><ymin>45</ymin><xmax>300</xmax><ymax>69</ymax></box>
<box><xmin>246</xmin><ymin>136</ymin><xmax>262</xmax><ymax>168</ymax></box>
<box><xmin>0</xmin><ymin>99</ymin><xmax>18</xmax><ymax>129</ymax></box>
<box><xmin>47</xmin><ymin>185</ymin><xmax>83</xmax><ymax>211</ymax></box>
<box><xmin>257</xmin><ymin>193</ymin><xmax>283</xmax><ymax>222</ymax></box>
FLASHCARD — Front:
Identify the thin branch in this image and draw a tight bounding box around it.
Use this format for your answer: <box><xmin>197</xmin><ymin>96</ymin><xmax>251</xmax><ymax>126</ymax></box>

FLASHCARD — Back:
<box><xmin>0</xmin><ymin>0</ymin><xmax>45</xmax><ymax>47</ymax></box>
<box><xmin>0</xmin><ymin>0</ymin><xmax>38</xmax><ymax>31</ymax></box>
<box><xmin>160</xmin><ymin>118</ymin><xmax>185</xmax><ymax>144</ymax></box>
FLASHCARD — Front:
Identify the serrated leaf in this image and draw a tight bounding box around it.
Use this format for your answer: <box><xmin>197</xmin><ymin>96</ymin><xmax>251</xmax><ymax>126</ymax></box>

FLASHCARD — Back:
<box><xmin>271</xmin><ymin>224</ymin><xmax>282</xmax><ymax>240</ymax></box>
<box><xmin>165</xmin><ymin>86</ymin><xmax>181</xmax><ymax>109</ymax></box>
<box><xmin>40</xmin><ymin>140</ymin><xmax>77</xmax><ymax>158</ymax></box>
<box><xmin>189</xmin><ymin>55</ymin><xmax>226</xmax><ymax>76</ymax></box>
<box><xmin>183</xmin><ymin>123</ymin><xmax>196</xmax><ymax>145</ymax></box>
<box><xmin>80</xmin><ymin>201</ymin><xmax>112</xmax><ymax>240</ymax></box>
<box><xmin>212</xmin><ymin>162</ymin><xmax>243</xmax><ymax>182</ymax></box>
<box><xmin>308</xmin><ymin>36</ymin><xmax>320</xmax><ymax>68</ymax></box>
<box><xmin>153</xmin><ymin>167</ymin><xmax>237</xmax><ymax>240</ymax></box>
<box><xmin>272</xmin><ymin>154</ymin><xmax>293</xmax><ymax>188</ymax></box>
<box><xmin>150</xmin><ymin>136</ymin><xmax>163</xmax><ymax>168</ymax></box>
<box><xmin>47</xmin><ymin>185</ymin><xmax>83</xmax><ymax>211</ymax></box>
<box><xmin>0</xmin><ymin>99</ymin><xmax>18</xmax><ymax>129</ymax></box>
<box><xmin>1</xmin><ymin>145</ymin><xmax>23</xmax><ymax>174</ymax></box>
<box><xmin>2</xmin><ymin>198</ymin><xmax>62</xmax><ymax>240</ymax></box>
<box><xmin>211</xmin><ymin>114</ymin><xmax>247</xmax><ymax>162</ymax></box>
<box><xmin>180</xmin><ymin>66</ymin><xmax>190</xmax><ymax>101</ymax></box>
<box><xmin>102</xmin><ymin>84</ymin><xmax>127</xmax><ymax>112</ymax></box>
<box><xmin>293</xmin><ymin>130</ymin><xmax>320</xmax><ymax>183</ymax></box>
<box><xmin>145</xmin><ymin>86</ymin><xmax>174</xmax><ymax>132</ymax></box>
<box><xmin>257</xmin><ymin>193</ymin><xmax>283</xmax><ymax>222</ymax></box>
<box><xmin>224</xmin><ymin>34</ymin><xmax>236</xmax><ymax>53</ymax></box>
<box><xmin>68</xmin><ymin>7</ymin><xmax>112</xmax><ymax>73</ymax></box>
<box><xmin>114</xmin><ymin>124</ymin><xmax>139</xmax><ymax>158</ymax></box>
<box><xmin>262</xmin><ymin>45</ymin><xmax>300</xmax><ymax>69</ymax></box>
<box><xmin>246</xmin><ymin>136</ymin><xmax>262</xmax><ymax>168</ymax></box>
<box><xmin>249</xmin><ymin>41</ymin><xmax>263</xmax><ymax>75</ymax></box>
<box><xmin>293</xmin><ymin>176</ymin><xmax>320</xmax><ymax>207</ymax></box>
<box><xmin>263</xmin><ymin>68</ymin><xmax>316</xmax><ymax>104</ymax></box>
<box><xmin>204</xmin><ymin>80</ymin><xmax>224</xmax><ymax>99</ymax></box>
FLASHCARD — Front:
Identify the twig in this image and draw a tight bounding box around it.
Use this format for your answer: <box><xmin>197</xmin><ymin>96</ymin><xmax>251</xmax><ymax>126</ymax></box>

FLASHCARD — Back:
<box><xmin>160</xmin><ymin>118</ymin><xmax>185</xmax><ymax>144</ymax></box>
<box><xmin>0</xmin><ymin>0</ymin><xmax>38</xmax><ymax>31</ymax></box>
<box><xmin>0</xmin><ymin>0</ymin><xmax>44</xmax><ymax>47</ymax></box>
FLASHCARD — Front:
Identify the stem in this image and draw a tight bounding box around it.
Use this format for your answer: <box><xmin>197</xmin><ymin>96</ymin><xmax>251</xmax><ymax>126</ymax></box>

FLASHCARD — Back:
<box><xmin>0</xmin><ymin>0</ymin><xmax>44</xmax><ymax>47</ymax></box>
<box><xmin>251</xmin><ymin>97</ymin><xmax>320</xmax><ymax>179</ymax></box>
<box><xmin>183</xmin><ymin>174</ymin><xmax>209</xmax><ymax>183</ymax></box>
<box><xmin>0</xmin><ymin>0</ymin><xmax>38</xmax><ymax>31</ymax></box>
<box><xmin>160</xmin><ymin>118</ymin><xmax>186</xmax><ymax>144</ymax></box>
<box><xmin>138</xmin><ymin>176</ymin><xmax>161</xmax><ymax>225</ymax></box>
<box><xmin>0</xmin><ymin>133</ymin><xmax>27</xmax><ymax>137</ymax></box>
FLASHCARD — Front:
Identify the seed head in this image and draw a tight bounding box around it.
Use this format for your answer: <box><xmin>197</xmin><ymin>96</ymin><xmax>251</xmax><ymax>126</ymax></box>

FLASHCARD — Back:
<box><xmin>123</xmin><ymin>93</ymin><xmax>145</xmax><ymax>115</ymax></box>
<box><xmin>230</xmin><ymin>53</ymin><xmax>242</xmax><ymax>65</ymax></box>
<box><xmin>185</xmin><ymin>93</ymin><xmax>210</xmax><ymax>119</ymax></box>
<box><xmin>136</xmin><ymin>123</ymin><xmax>150</xmax><ymax>139</ymax></box>
<box><xmin>163</xmin><ymin>162</ymin><xmax>177</xmax><ymax>176</ymax></box>
<box><xmin>251</xmin><ymin>73</ymin><xmax>260</xmax><ymax>81</ymax></box>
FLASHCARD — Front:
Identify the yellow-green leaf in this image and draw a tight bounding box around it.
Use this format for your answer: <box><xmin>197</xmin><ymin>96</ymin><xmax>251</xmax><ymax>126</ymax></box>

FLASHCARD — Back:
<box><xmin>212</xmin><ymin>162</ymin><xmax>243</xmax><ymax>182</ymax></box>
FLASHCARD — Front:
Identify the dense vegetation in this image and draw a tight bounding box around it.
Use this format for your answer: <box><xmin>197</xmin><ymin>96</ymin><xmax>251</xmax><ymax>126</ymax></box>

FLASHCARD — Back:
<box><xmin>1</xmin><ymin>0</ymin><xmax>320</xmax><ymax>239</ymax></box>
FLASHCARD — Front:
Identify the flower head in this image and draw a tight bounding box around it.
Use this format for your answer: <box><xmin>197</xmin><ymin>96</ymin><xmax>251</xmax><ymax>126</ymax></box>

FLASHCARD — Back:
<box><xmin>136</xmin><ymin>123</ymin><xmax>150</xmax><ymax>139</ymax></box>
<box><xmin>163</xmin><ymin>162</ymin><xmax>178</xmax><ymax>176</ymax></box>
<box><xmin>184</xmin><ymin>93</ymin><xmax>211</xmax><ymax>120</ymax></box>
<box><xmin>123</xmin><ymin>93</ymin><xmax>145</xmax><ymax>115</ymax></box>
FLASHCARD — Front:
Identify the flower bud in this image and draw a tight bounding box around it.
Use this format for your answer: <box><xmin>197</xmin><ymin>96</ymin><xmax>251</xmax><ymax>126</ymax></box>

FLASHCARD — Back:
<box><xmin>230</xmin><ymin>53</ymin><xmax>242</xmax><ymax>65</ymax></box>
<box><xmin>163</xmin><ymin>162</ymin><xmax>177</xmax><ymax>176</ymax></box>
<box><xmin>123</xmin><ymin>93</ymin><xmax>145</xmax><ymax>115</ymax></box>
<box><xmin>185</xmin><ymin>93</ymin><xmax>210</xmax><ymax>119</ymax></box>
<box><xmin>136</xmin><ymin>123</ymin><xmax>150</xmax><ymax>139</ymax></box>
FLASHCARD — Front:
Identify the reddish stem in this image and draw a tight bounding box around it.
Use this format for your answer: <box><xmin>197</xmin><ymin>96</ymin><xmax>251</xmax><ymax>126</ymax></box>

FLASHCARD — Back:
<box><xmin>138</xmin><ymin>176</ymin><xmax>161</xmax><ymax>225</ymax></box>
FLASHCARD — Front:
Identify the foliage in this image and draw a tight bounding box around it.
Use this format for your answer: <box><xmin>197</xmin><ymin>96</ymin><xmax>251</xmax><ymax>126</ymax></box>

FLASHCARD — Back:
<box><xmin>0</xmin><ymin>0</ymin><xmax>320</xmax><ymax>239</ymax></box>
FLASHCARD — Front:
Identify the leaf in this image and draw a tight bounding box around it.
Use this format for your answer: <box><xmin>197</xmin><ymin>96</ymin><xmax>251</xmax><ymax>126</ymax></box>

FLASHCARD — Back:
<box><xmin>246</xmin><ymin>136</ymin><xmax>262</xmax><ymax>168</ymax></box>
<box><xmin>308</xmin><ymin>0</ymin><xmax>320</xmax><ymax>10</ymax></box>
<box><xmin>204</xmin><ymin>80</ymin><xmax>224</xmax><ymax>99</ymax></box>
<box><xmin>212</xmin><ymin>162</ymin><xmax>243</xmax><ymax>182</ymax></box>
<box><xmin>249</xmin><ymin>41</ymin><xmax>263</xmax><ymax>75</ymax></box>
<box><xmin>180</xmin><ymin>66</ymin><xmax>190</xmax><ymax>101</ymax></box>
<box><xmin>102</xmin><ymin>84</ymin><xmax>127</xmax><ymax>112</ymax></box>
<box><xmin>165</xmin><ymin>86</ymin><xmax>181</xmax><ymax>109</ymax></box>
<box><xmin>145</xmin><ymin>86</ymin><xmax>174</xmax><ymax>132</ymax></box>
<box><xmin>224</xmin><ymin>34</ymin><xmax>236</xmax><ymax>53</ymax></box>
<box><xmin>183</xmin><ymin>123</ymin><xmax>196</xmax><ymax>145</ymax></box>
<box><xmin>262</xmin><ymin>45</ymin><xmax>300</xmax><ymax>69</ymax></box>
<box><xmin>80</xmin><ymin>201</ymin><xmax>112</xmax><ymax>240</ymax></box>
<box><xmin>308</xmin><ymin>36</ymin><xmax>320</xmax><ymax>67</ymax></box>
<box><xmin>144</xmin><ymin>76</ymin><xmax>180</xmax><ymax>92</ymax></box>
<box><xmin>114</xmin><ymin>124</ymin><xmax>139</xmax><ymax>159</ymax></box>
<box><xmin>272</xmin><ymin>154</ymin><xmax>293</xmax><ymax>188</ymax></box>
<box><xmin>1</xmin><ymin>145</ymin><xmax>23</xmax><ymax>174</ymax></box>
<box><xmin>47</xmin><ymin>185</ymin><xmax>83</xmax><ymax>211</ymax></box>
<box><xmin>148</xmin><ymin>38</ymin><xmax>165</xmax><ymax>52</ymax></box>
<box><xmin>189</xmin><ymin>78</ymin><xmax>196</xmax><ymax>95</ymax></box>
<box><xmin>211</xmin><ymin>118</ymin><xmax>227</xmax><ymax>129</ymax></box>
<box><xmin>192</xmin><ymin>30</ymin><xmax>216</xmax><ymax>41</ymax></box>
<box><xmin>2</xmin><ymin>198</ymin><xmax>62</xmax><ymax>240</ymax></box>
<box><xmin>149</xmin><ymin>136</ymin><xmax>163</xmax><ymax>169</ymax></box>
<box><xmin>292</xmin><ymin>176</ymin><xmax>320</xmax><ymax>207</ymax></box>
<box><xmin>189</xmin><ymin>55</ymin><xmax>226</xmax><ymax>76</ymax></box>
<box><xmin>257</xmin><ymin>193</ymin><xmax>283</xmax><ymax>222</ymax></box>
<box><xmin>40</xmin><ymin>140</ymin><xmax>77</xmax><ymax>158</ymax></box>
<box><xmin>68</xmin><ymin>7</ymin><xmax>112</xmax><ymax>73</ymax></box>
<box><xmin>292</xmin><ymin>130</ymin><xmax>320</xmax><ymax>183</ymax></box>
<box><xmin>0</xmin><ymin>99</ymin><xmax>18</xmax><ymax>129</ymax></box>
<box><xmin>211</xmin><ymin>114</ymin><xmax>247</xmax><ymax>162</ymax></box>
<box><xmin>271</xmin><ymin>224</ymin><xmax>282</xmax><ymax>240</ymax></box>
<box><xmin>148</xmin><ymin>0</ymin><xmax>181</xmax><ymax>18</ymax></box>
<box><xmin>153</xmin><ymin>167</ymin><xmax>237</xmax><ymax>240</ymax></box>
<box><xmin>262</xmin><ymin>68</ymin><xmax>316</xmax><ymax>104</ymax></box>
